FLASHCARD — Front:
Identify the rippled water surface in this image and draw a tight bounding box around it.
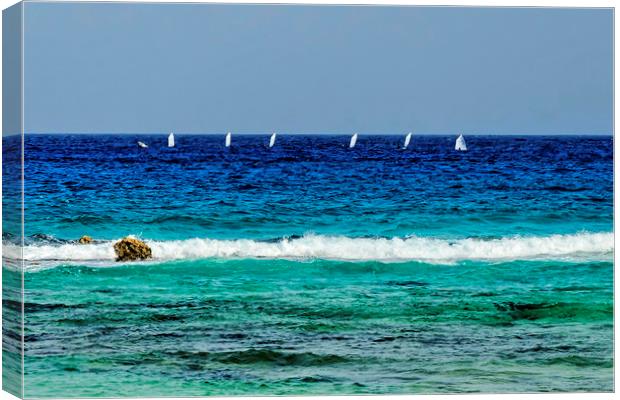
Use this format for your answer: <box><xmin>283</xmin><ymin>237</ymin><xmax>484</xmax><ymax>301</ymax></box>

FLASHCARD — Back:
<box><xmin>4</xmin><ymin>134</ymin><xmax>613</xmax><ymax>396</ymax></box>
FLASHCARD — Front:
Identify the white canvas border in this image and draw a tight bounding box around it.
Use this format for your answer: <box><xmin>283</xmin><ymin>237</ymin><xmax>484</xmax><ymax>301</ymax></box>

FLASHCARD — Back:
<box><xmin>0</xmin><ymin>1</ymin><xmax>615</xmax><ymax>400</ymax></box>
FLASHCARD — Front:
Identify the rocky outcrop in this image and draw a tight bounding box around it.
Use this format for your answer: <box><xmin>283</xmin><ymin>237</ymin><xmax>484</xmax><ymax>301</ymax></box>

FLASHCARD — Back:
<box><xmin>113</xmin><ymin>237</ymin><xmax>152</xmax><ymax>261</ymax></box>
<box><xmin>78</xmin><ymin>235</ymin><xmax>93</xmax><ymax>244</ymax></box>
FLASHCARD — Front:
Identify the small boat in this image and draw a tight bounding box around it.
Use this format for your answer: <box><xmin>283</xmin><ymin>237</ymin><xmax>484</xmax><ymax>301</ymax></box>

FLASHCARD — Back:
<box><xmin>168</xmin><ymin>132</ymin><xmax>175</xmax><ymax>147</ymax></box>
<box><xmin>403</xmin><ymin>132</ymin><xmax>412</xmax><ymax>149</ymax></box>
<box><xmin>225</xmin><ymin>132</ymin><xmax>232</xmax><ymax>147</ymax></box>
<box><xmin>349</xmin><ymin>133</ymin><xmax>358</xmax><ymax>148</ymax></box>
<box><xmin>137</xmin><ymin>141</ymin><xmax>148</xmax><ymax>148</ymax></box>
<box><xmin>455</xmin><ymin>134</ymin><xmax>467</xmax><ymax>151</ymax></box>
<box><xmin>269</xmin><ymin>132</ymin><xmax>277</xmax><ymax>148</ymax></box>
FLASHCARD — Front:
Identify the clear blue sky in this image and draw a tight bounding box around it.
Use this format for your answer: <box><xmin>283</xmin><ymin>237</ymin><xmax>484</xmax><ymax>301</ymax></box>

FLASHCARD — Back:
<box><xmin>23</xmin><ymin>3</ymin><xmax>612</xmax><ymax>134</ymax></box>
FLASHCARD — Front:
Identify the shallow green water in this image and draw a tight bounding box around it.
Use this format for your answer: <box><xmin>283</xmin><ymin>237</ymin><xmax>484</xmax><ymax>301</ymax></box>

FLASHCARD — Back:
<box><xmin>22</xmin><ymin>258</ymin><xmax>612</xmax><ymax>397</ymax></box>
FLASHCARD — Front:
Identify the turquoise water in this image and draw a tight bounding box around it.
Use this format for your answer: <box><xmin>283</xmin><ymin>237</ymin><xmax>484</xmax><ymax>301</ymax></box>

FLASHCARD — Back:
<box><xmin>23</xmin><ymin>259</ymin><xmax>612</xmax><ymax>396</ymax></box>
<box><xmin>4</xmin><ymin>134</ymin><xmax>614</xmax><ymax>396</ymax></box>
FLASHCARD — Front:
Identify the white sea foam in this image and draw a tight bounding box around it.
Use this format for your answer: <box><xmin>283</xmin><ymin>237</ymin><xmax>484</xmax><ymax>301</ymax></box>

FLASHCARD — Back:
<box><xmin>3</xmin><ymin>232</ymin><xmax>613</xmax><ymax>270</ymax></box>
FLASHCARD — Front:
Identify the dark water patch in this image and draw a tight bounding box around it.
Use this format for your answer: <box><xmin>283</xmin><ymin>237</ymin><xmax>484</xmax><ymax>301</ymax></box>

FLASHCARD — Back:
<box><xmin>151</xmin><ymin>332</ymin><xmax>184</xmax><ymax>338</ymax></box>
<box><xmin>281</xmin><ymin>375</ymin><xmax>338</xmax><ymax>384</ymax></box>
<box><xmin>3</xmin><ymin>326</ymin><xmax>22</xmax><ymax>343</ymax></box>
<box><xmin>56</xmin><ymin>317</ymin><xmax>112</xmax><ymax>326</ymax></box>
<box><xmin>373</xmin><ymin>336</ymin><xmax>404</xmax><ymax>343</ymax></box>
<box><xmin>185</xmin><ymin>362</ymin><xmax>205</xmax><ymax>371</ymax></box>
<box><xmin>551</xmin><ymin>286</ymin><xmax>599</xmax><ymax>292</ymax></box>
<box><xmin>520</xmin><ymin>344</ymin><xmax>576</xmax><ymax>353</ymax></box>
<box><xmin>488</xmin><ymin>184</ymin><xmax>510</xmax><ymax>191</ymax></box>
<box><xmin>481</xmin><ymin>320</ymin><xmax>515</xmax><ymax>327</ymax></box>
<box><xmin>144</xmin><ymin>301</ymin><xmax>201</xmax><ymax>309</ymax></box>
<box><xmin>493</xmin><ymin>301</ymin><xmax>612</xmax><ymax>322</ymax></box>
<box><xmin>236</xmin><ymin>183</ymin><xmax>260</xmax><ymax>191</ymax></box>
<box><xmin>170</xmin><ymin>349</ymin><xmax>350</xmax><ymax>367</ymax></box>
<box><xmin>24</xmin><ymin>301</ymin><xmax>86</xmax><ymax>313</ymax></box>
<box><xmin>95</xmin><ymin>326</ymin><xmax>122</xmax><ymax>335</ymax></box>
<box><xmin>214</xmin><ymin>350</ymin><xmax>347</xmax><ymax>366</ymax></box>
<box><xmin>92</xmin><ymin>288</ymin><xmax>120</xmax><ymax>294</ymax></box>
<box><xmin>254</xmin><ymin>339</ymin><xmax>287</xmax><ymax>346</ymax></box>
<box><xmin>399</xmin><ymin>328</ymin><xmax>424</xmax><ymax>333</ymax></box>
<box><xmin>544</xmin><ymin>185</ymin><xmax>588</xmax><ymax>193</ymax></box>
<box><xmin>386</xmin><ymin>280</ymin><xmax>428</xmax><ymax>287</ymax></box>
<box><xmin>494</xmin><ymin>302</ymin><xmax>551</xmax><ymax>312</ymax></box>
<box><xmin>320</xmin><ymin>335</ymin><xmax>350</xmax><ymax>341</ymax></box>
<box><xmin>24</xmin><ymin>333</ymin><xmax>43</xmax><ymax>343</ymax></box>
<box><xmin>2</xmin><ymin>299</ymin><xmax>22</xmax><ymax>312</ymax></box>
<box><xmin>219</xmin><ymin>333</ymin><xmax>248</xmax><ymax>340</ymax></box>
<box><xmin>492</xmin><ymin>301</ymin><xmax>557</xmax><ymax>321</ymax></box>
<box><xmin>544</xmin><ymin>355</ymin><xmax>612</xmax><ymax>368</ymax></box>
<box><xmin>471</xmin><ymin>292</ymin><xmax>496</xmax><ymax>297</ymax></box>
<box><xmin>147</xmin><ymin>313</ymin><xmax>185</xmax><ymax>322</ymax></box>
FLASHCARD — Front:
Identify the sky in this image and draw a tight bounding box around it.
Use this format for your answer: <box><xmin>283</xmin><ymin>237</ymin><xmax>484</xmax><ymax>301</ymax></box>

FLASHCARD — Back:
<box><xmin>22</xmin><ymin>3</ymin><xmax>613</xmax><ymax>135</ymax></box>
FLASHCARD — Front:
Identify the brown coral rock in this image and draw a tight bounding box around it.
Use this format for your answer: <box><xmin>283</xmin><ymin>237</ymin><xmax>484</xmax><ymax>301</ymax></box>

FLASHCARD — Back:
<box><xmin>113</xmin><ymin>237</ymin><xmax>152</xmax><ymax>261</ymax></box>
<box><xmin>78</xmin><ymin>235</ymin><xmax>93</xmax><ymax>244</ymax></box>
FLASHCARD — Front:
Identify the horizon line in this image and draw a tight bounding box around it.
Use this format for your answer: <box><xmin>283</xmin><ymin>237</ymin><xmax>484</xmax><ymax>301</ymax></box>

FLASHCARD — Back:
<box><xmin>10</xmin><ymin>132</ymin><xmax>615</xmax><ymax>136</ymax></box>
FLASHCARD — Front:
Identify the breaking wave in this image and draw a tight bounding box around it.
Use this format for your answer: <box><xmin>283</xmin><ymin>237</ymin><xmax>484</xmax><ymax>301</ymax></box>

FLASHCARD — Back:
<box><xmin>3</xmin><ymin>232</ymin><xmax>613</xmax><ymax>270</ymax></box>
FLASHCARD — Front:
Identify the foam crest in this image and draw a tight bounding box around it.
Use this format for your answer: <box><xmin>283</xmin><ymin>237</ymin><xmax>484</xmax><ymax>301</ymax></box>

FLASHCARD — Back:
<box><xmin>5</xmin><ymin>232</ymin><xmax>613</xmax><ymax>269</ymax></box>
<box><xmin>151</xmin><ymin>232</ymin><xmax>613</xmax><ymax>262</ymax></box>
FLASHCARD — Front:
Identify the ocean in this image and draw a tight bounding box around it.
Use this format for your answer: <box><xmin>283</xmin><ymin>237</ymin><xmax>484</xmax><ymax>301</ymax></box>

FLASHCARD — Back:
<box><xmin>3</xmin><ymin>134</ymin><xmax>614</xmax><ymax>396</ymax></box>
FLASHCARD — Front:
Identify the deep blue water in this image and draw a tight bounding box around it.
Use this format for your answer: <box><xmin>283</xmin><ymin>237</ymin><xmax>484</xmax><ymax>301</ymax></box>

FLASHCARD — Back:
<box><xmin>21</xmin><ymin>134</ymin><xmax>613</xmax><ymax>242</ymax></box>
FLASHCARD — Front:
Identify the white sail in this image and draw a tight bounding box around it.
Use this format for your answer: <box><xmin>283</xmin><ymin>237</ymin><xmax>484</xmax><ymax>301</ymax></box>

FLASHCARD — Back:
<box><xmin>168</xmin><ymin>132</ymin><xmax>175</xmax><ymax>147</ymax></box>
<box><xmin>137</xmin><ymin>141</ymin><xmax>148</xmax><ymax>148</ymax></box>
<box><xmin>269</xmin><ymin>132</ymin><xmax>277</xmax><ymax>148</ymax></box>
<box><xmin>349</xmin><ymin>133</ymin><xmax>358</xmax><ymax>148</ymax></box>
<box><xmin>225</xmin><ymin>132</ymin><xmax>232</xmax><ymax>148</ymax></box>
<box><xmin>455</xmin><ymin>134</ymin><xmax>467</xmax><ymax>151</ymax></box>
<box><xmin>403</xmin><ymin>132</ymin><xmax>412</xmax><ymax>149</ymax></box>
